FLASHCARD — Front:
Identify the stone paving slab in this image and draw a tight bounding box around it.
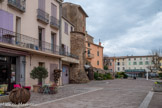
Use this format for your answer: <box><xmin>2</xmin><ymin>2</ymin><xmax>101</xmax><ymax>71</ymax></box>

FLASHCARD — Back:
<box><xmin>29</xmin><ymin>79</ymin><xmax>154</xmax><ymax>108</ymax></box>
<box><xmin>148</xmin><ymin>92</ymin><xmax>162</xmax><ymax>108</ymax></box>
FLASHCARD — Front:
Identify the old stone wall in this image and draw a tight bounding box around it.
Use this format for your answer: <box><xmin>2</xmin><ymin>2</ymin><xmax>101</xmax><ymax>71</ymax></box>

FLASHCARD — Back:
<box><xmin>69</xmin><ymin>32</ymin><xmax>89</xmax><ymax>83</ymax></box>
<box><xmin>62</xmin><ymin>3</ymin><xmax>87</xmax><ymax>33</ymax></box>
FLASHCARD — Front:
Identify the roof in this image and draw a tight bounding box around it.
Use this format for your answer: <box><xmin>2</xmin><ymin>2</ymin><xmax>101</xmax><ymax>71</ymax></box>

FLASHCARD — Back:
<box><xmin>62</xmin><ymin>16</ymin><xmax>75</xmax><ymax>27</ymax></box>
<box><xmin>104</xmin><ymin>55</ymin><xmax>153</xmax><ymax>59</ymax></box>
<box><xmin>63</xmin><ymin>2</ymin><xmax>88</xmax><ymax>17</ymax></box>
<box><xmin>86</xmin><ymin>41</ymin><xmax>104</xmax><ymax>48</ymax></box>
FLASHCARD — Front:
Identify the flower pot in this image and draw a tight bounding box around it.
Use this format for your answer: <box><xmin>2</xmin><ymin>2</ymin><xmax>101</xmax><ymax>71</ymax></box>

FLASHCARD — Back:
<box><xmin>153</xmin><ymin>83</ymin><xmax>162</xmax><ymax>92</ymax></box>
<box><xmin>33</xmin><ymin>85</ymin><xmax>41</xmax><ymax>93</ymax></box>
<box><xmin>9</xmin><ymin>88</ymin><xmax>30</xmax><ymax>104</ymax></box>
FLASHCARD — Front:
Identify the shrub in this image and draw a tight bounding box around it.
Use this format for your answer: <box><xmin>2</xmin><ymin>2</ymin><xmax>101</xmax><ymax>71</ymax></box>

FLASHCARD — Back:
<box><xmin>104</xmin><ymin>65</ymin><xmax>108</xmax><ymax>70</ymax></box>
<box><xmin>30</xmin><ymin>66</ymin><xmax>48</xmax><ymax>85</ymax></box>
<box><xmin>159</xmin><ymin>73</ymin><xmax>162</xmax><ymax>79</ymax></box>
<box><xmin>94</xmin><ymin>72</ymin><xmax>113</xmax><ymax>80</ymax></box>
<box><xmin>115</xmin><ymin>72</ymin><xmax>128</xmax><ymax>79</ymax></box>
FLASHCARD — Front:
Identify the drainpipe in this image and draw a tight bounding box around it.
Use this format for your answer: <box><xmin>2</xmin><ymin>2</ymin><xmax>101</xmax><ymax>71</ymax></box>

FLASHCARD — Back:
<box><xmin>58</xmin><ymin>0</ymin><xmax>63</xmax><ymax>85</ymax></box>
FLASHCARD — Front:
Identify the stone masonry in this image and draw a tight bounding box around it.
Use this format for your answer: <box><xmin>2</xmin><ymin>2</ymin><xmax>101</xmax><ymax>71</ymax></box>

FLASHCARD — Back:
<box><xmin>62</xmin><ymin>3</ymin><xmax>89</xmax><ymax>83</ymax></box>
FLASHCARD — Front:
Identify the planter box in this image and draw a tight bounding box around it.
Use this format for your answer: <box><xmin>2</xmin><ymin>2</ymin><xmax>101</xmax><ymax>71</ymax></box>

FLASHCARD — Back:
<box><xmin>0</xmin><ymin>95</ymin><xmax>10</xmax><ymax>103</ymax></box>
<box><xmin>153</xmin><ymin>84</ymin><xmax>162</xmax><ymax>92</ymax></box>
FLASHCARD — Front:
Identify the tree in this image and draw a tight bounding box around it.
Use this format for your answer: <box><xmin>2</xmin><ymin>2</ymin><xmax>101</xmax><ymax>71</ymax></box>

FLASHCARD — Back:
<box><xmin>30</xmin><ymin>66</ymin><xmax>48</xmax><ymax>85</ymax></box>
<box><xmin>149</xmin><ymin>49</ymin><xmax>162</xmax><ymax>73</ymax></box>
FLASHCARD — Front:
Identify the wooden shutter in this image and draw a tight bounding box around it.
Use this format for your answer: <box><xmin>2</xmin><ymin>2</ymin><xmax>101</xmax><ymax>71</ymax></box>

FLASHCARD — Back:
<box><xmin>0</xmin><ymin>9</ymin><xmax>13</xmax><ymax>31</ymax></box>
<box><xmin>51</xmin><ymin>3</ymin><xmax>57</xmax><ymax>18</ymax></box>
<box><xmin>50</xmin><ymin>64</ymin><xmax>58</xmax><ymax>82</ymax></box>
<box><xmin>38</xmin><ymin>0</ymin><xmax>45</xmax><ymax>11</ymax></box>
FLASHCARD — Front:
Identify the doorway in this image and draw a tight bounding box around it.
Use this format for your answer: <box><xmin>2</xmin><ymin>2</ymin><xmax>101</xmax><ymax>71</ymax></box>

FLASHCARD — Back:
<box><xmin>0</xmin><ymin>56</ymin><xmax>16</xmax><ymax>91</ymax></box>
<box><xmin>62</xmin><ymin>65</ymin><xmax>69</xmax><ymax>85</ymax></box>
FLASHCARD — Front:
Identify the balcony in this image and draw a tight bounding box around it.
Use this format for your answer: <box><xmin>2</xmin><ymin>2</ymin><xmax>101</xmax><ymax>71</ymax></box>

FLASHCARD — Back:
<box><xmin>8</xmin><ymin>0</ymin><xmax>26</xmax><ymax>12</ymax></box>
<box><xmin>0</xmin><ymin>28</ymin><xmax>61</xmax><ymax>56</ymax></box>
<box><xmin>37</xmin><ymin>9</ymin><xmax>49</xmax><ymax>24</ymax></box>
<box><xmin>61</xmin><ymin>51</ymin><xmax>79</xmax><ymax>59</ymax></box>
<box><xmin>87</xmin><ymin>54</ymin><xmax>94</xmax><ymax>59</ymax></box>
<box><xmin>50</xmin><ymin>16</ymin><xmax>59</xmax><ymax>29</ymax></box>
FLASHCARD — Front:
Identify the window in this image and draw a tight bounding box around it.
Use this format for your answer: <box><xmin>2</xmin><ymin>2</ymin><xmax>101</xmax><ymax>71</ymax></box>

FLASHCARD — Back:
<box><xmin>146</xmin><ymin>57</ymin><xmax>148</xmax><ymax>60</ymax></box>
<box><xmin>129</xmin><ymin>62</ymin><xmax>131</xmax><ymax>65</ymax></box>
<box><xmin>129</xmin><ymin>58</ymin><xmax>131</xmax><ymax>61</ymax></box>
<box><xmin>118</xmin><ymin>67</ymin><xmax>120</xmax><ymax>71</ymax></box>
<box><xmin>87</xmin><ymin>49</ymin><xmax>90</xmax><ymax>54</ymax></box>
<box><xmin>88</xmin><ymin>43</ymin><xmax>90</xmax><ymax>47</ymax></box>
<box><xmin>134</xmin><ymin>58</ymin><xmax>136</xmax><ymax>60</ymax></box>
<box><xmin>123</xmin><ymin>67</ymin><xmax>125</xmax><ymax>70</ymax></box>
<box><xmin>71</xmin><ymin>26</ymin><xmax>73</xmax><ymax>32</ymax></box>
<box><xmin>38</xmin><ymin>0</ymin><xmax>45</xmax><ymax>10</ymax></box>
<box><xmin>51</xmin><ymin>3</ymin><xmax>57</xmax><ymax>18</ymax></box>
<box><xmin>97</xmin><ymin>61</ymin><xmax>99</xmax><ymax>65</ymax></box>
<box><xmin>122</xmin><ymin>62</ymin><xmax>124</xmax><ymax>66</ymax></box>
<box><xmin>123</xmin><ymin>59</ymin><xmax>124</xmax><ymax>61</ymax></box>
<box><xmin>139</xmin><ymin>62</ymin><xmax>143</xmax><ymax>65</ymax></box>
<box><xmin>145</xmin><ymin>61</ymin><xmax>149</xmax><ymax>65</ymax></box>
<box><xmin>97</xmin><ymin>51</ymin><xmax>99</xmax><ymax>56</ymax></box>
<box><xmin>39</xmin><ymin>62</ymin><xmax>45</xmax><ymax>67</ymax></box>
<box><xmin>133</xmin><ymin>62</ymin><xmax>137</xmax><ymax>65</ymax></box>
<box><xmin>38</xmin><ymin>28</ymin><xmax>44</xmax><ymax>50</ymax></box>
<box><xmin>110</xmin><ymin>63</ymin><xmax>112</xmax><ymax>66</ymax></box>
<box><xmin>64</xmin><ymin>22</ymin><xmax>68</xmax><ymax>35</ymax></box>
<box><xmin>140</xmin><ymin>57</ymin><xmax>142</xmax><ymax>60</ymax></box>
<box><xmin>51</xmin><ymin>33</ymin><xmax>56</xmax><ymax>53</ymax></box>
<box><xmin>117</xmin><ymin>62</ymin><xmax>120</xmax><ymax>66</ymax></box>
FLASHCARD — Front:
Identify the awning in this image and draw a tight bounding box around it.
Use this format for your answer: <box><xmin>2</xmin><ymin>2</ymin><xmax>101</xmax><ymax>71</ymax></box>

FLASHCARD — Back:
<box><xmin>0</xmin><ymin>47</ymin><xmax>29</xmax><ymax>56</ymax></box>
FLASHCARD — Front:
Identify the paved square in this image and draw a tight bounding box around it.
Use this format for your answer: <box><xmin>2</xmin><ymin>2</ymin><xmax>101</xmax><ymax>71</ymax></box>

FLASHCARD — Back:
<box><xmin>30</xmin><ymin>79</ymin><xmax>155</xmax><ymax>108</ymax></box>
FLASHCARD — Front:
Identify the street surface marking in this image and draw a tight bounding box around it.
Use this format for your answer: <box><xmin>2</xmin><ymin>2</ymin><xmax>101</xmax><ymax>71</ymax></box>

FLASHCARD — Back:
<box><xmin>139</xmin><ymin>91</ymin><xmax>154</xmax><ymax>108</ymax></box>
<box><xmin>33</xmin><ymin>88</ymin><xmax>103</xmax><ymax>107</ymax></box>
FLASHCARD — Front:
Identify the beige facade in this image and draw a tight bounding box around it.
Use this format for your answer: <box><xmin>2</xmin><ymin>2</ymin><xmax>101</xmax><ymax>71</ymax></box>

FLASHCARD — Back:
<box><xmin>61</xmin><ymin>17</ymin><xmax>74</xmax><ymax>53</ymax></box>
<box><xmin>0</xmin><ymin>0</ymin><xmax>60</xmax><ymax>44</ymax></box>
<box><xmin>115</xmin><ymin>57</ymin><xmax>127</xmax><ymax>72</ymax></box>
<box><xmin>0</xmin><ymin>0</ymin><xmax>64</xmax><ymax>89</ymax></box>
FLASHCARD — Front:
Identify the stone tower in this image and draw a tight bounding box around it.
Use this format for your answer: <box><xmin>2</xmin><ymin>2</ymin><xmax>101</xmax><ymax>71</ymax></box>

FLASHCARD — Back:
<box><xmin>62</xmin><ymin>2</ymin><xmax>89</xmax><ymax>83</ymax></box>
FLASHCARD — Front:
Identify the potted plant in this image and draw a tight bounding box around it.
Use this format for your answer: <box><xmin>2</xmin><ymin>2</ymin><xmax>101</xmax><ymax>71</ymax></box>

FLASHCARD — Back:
<box><xmin>30</xmin><ymin>66</ymin><xmax>48</xmax><ymax>92</ymax></box>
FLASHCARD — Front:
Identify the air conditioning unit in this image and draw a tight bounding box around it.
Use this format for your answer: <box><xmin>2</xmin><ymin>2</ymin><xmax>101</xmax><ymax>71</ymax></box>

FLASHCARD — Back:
<box><xmin>0</xmin><ymin>0</ymin><xmax>4</xmax><ymax>3</ymax></box>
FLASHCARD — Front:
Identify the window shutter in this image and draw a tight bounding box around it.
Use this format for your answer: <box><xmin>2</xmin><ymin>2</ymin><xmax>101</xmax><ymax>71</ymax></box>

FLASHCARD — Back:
<box><xmin>51</xmin><ymin>4</ymin><xmax>57</xmax><ymax>18</ymax></box>
<box><xmin>39</xmin><ymin>0</ymin><xmax>45</xmax><ymax>10</ymax></box>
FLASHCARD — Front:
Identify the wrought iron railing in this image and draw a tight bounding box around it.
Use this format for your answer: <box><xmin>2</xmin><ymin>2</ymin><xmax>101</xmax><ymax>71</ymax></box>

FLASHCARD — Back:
<box><xmin>8</xmin><ymin>0</ymin><xmax>26</xmax><ymax>12</ymax></box>
<box><xmin>0</xmin><ymin>28</ymin><xmax>79</xmax><ymax>59</ymax></box>
<box><xmin>88</xmin><ymin>54</ymin><xmax>94</xmax><ymax>58</ymax></box>
<box><xmin>50</xmin><ymin>16</ymin><xmax>59</xmax><ymax>28</ymax></box>
<box><xmin>37</xmin><ymin>9</ymin><xmax>49</xmax><ymax>24</ymax></box>
<box><xmin>61</xmin><ymin>51</ymin><xmax>79</xmax><ymax>59</ymax></box>
<box><xmin>0</xmin><ymin>28</ymin><xmax>60</xmax><ymax>55</ymax></box>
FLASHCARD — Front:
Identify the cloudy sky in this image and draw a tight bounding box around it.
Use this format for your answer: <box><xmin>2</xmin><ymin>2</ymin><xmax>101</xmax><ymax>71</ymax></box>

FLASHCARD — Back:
<box><xmin>64</xmin><ymin>0</ymin><xmax>162</xmax><ymax>57</ymax></box>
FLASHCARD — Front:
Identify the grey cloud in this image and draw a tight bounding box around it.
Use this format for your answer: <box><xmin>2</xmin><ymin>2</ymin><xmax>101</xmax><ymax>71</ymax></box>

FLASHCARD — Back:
<box><xmin>64</xmin><ymin>0</ymin><xmax>162</xmax><ymax>56</ymax></box>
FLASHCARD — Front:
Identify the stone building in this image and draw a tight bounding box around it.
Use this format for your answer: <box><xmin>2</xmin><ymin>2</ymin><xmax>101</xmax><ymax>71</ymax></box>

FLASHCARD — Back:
<box><xmin>62</xmin><ymin>2</ymin><xmax>89</xmax><ymax>83</ymax></box>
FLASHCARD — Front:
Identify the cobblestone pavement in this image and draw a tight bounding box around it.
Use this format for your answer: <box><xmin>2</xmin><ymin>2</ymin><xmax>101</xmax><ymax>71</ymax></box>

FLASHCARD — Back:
<box><xmin>29</xmin><ymin>78</ymin><xmax>155</xmax><ymax>108</ymax></box>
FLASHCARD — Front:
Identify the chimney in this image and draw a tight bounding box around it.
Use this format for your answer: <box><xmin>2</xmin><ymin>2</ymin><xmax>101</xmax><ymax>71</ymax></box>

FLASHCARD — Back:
<box><xmin>99</xmin><ymin>39</ymin><xmax>101</xmax><ymax>46</ymax></box>
<box><xmin>99</xmin><ymin>42</ymin><xmax>101</xmax><ymax>46</ymax></box>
